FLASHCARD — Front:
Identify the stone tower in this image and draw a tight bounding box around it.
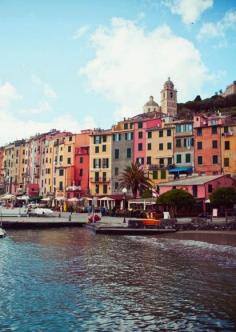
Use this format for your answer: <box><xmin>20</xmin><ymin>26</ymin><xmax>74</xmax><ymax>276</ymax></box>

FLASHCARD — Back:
<box><xmin>160</xmin><ymin>77</ymin><xmax>177</xmax><ymax>117</ymax></box>
<box><xmin>143</xmin><ymin>96</ymin><xmax>160</xmax><ymax>113</ymax></box>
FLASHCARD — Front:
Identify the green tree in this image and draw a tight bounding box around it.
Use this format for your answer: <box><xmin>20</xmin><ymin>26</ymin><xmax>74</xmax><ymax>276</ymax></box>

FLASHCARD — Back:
<box><xmin>210</xmin><ymin>187</ymin><xmax>236</xmax><ymax>212</ymax></box>
<box><xmin>119</xmin><ymin>163</ymin><xmax>153</xmax><ymax>198</ymax></box>
<box><xmin>157</xmin><ymin>189</ymin><xmax>195</xmax><ymax>217</ymax></box>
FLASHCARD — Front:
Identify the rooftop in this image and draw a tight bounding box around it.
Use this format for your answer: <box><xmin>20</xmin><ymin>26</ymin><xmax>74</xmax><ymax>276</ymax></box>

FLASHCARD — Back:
<box><xmin>159</xmin><ymin>174</ymin><xmax>227</xmax><ymax>186</ymax></box>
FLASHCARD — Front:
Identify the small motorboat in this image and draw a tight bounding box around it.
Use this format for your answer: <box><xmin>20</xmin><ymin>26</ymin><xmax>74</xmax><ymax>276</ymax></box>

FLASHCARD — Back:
<box><xmin>0</xmin><ymin>207</ymin><xmax>28</xmax><ymax>217</ymax></box>
<box><xmin>29</xmin><ymin>208</ymin><xmax>54</xmax><ymax>217</ymax></box>
<box><xmin>0</xmin><ymin>227</ymin><xmax>6</xmax><ymax>238</ymax></box>
<box><xmin>88</xmin><ymin>214</ymin><xmax>101</xmax><ymax>223</ymax></box>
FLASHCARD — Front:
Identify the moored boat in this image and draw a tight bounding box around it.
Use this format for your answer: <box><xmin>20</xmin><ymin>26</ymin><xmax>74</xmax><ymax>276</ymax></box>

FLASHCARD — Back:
<box><xmin>0</xmin><ymin>227</ymin><xmax>6</xmax><ymax>238</ymax></box>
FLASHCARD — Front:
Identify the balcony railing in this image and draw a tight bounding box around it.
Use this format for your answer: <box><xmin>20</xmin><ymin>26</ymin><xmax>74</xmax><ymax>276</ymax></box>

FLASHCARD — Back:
<box><xmin>90</xmin><ymin>177</ymin><xmax>110</xmax><ymax>183</ymax></box>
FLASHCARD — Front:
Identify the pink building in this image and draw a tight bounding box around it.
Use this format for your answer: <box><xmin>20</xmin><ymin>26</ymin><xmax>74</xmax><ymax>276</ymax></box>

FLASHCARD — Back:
<box><xmin>133</xmin><ymin>117</ymin><xmax>162</xmax><ymax>166</ymax></box>
<box><xmin>159</xmin><ymin>174</ymin><xmax>236</xmax><ymax>207</ymax></box>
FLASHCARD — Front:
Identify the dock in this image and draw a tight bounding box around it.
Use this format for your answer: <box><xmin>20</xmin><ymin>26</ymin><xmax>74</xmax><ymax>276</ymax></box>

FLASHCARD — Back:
<box><xmin>1</xmin><ymin>217</ymin><xmax>86</xmax><ymax>229</ymax></box>
<box><xmin>85</xmin><ymin>224</ymin><xmax>177</xmax><ymax>235</ymax></box>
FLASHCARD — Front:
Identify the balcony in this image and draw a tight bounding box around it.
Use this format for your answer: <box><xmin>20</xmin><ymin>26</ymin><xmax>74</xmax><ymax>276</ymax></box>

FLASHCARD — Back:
<box><xmin>90</xmin><ymin>177</ymin><xmax>110</xmax><ymax>183</ymax></box>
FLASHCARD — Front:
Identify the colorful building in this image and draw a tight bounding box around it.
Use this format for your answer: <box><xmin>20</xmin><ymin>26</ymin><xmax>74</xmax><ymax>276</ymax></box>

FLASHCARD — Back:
<box><xmin>221</xmin><ymin>123</ymin><xmax>236</xmax><ymax>176</ymax></box>
<box><xmin>159</xmin><ymin>174</ymin><xmax>236</xmax><ymax>210</ymax></box>
<box><xmin>89</xmin><ymin>129</ymin><xmax>112</xmax><ymax>196</ymax></box>
<box><xmin>170</xmin><ymin>120</ymin><xmax>194</xmax><ymax>178</ymax></box>
<box><xmin>194</xmin><ymin>114</ymin><xmax>227</xmax><ymax>175</ymax></box>
<box><xmin>111</xmin><ymin>120</ymin><xmax>134</xmax><ymax>195</ymax></box>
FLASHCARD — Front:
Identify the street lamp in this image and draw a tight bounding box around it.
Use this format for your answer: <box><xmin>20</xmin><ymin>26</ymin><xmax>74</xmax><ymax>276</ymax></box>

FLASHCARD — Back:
<box><xmin>122</xmin><ymin>187</ymin><xmax>127</xmax><ymax>210</ymax></box>
<box><xmin>122</xmin><ymin>187</ymin><xmax>127</xmax><ymax>223</ymax></box>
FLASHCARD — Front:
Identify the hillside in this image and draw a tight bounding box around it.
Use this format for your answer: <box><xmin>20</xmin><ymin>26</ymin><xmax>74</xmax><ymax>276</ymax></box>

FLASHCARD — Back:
<box><xmin>178</xmin><ymin>93</ymin><xmax>236</xmax><ymax>119</ymax></box>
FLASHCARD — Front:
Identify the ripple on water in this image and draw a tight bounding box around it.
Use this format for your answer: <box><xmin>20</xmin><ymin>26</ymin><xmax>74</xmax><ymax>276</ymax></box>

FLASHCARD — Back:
<box><xmin>0</xmin><ymin>229</ymin><xmax>236</xmax><ymax>331</ymax></box>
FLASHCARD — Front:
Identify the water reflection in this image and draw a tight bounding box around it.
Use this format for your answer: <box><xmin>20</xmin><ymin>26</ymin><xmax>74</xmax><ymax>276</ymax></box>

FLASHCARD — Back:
<box><xmin>0</xmin><ymin>229</ymin><xmax>236</xmax><ymax>331</ymax></box>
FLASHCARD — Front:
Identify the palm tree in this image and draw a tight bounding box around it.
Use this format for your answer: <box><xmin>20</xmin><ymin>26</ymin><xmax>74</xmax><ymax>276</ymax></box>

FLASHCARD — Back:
<box><xmin>119</xmin><ymin>163</ymin><xmax>153</xmax><ymax>198</ymax></box>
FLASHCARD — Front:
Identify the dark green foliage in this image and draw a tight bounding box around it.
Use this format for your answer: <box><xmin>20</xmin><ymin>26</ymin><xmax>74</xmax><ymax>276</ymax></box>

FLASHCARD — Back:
<box><xmin>141</xmin><ymin>189</ymin><xmax>152</xmax><ymax>198</ymax></box>
<box><xmin>210</xmin><ymin>187</ymin><xmax>236</xmax><ymax>208</ymax></box>
<box><xmin>119</xmin><ymin>163</ymin><xmax>153</xmax><ymax>198</ymax></box>
<box><xmin>157</xmin><ymin>189</ymin><xmax>195</xmax><ymax>216</ymax></box>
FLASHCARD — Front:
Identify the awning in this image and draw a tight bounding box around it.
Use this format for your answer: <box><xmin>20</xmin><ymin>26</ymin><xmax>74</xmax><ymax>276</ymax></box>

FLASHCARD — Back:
<box><xmin>168</xmin><ymin>167</ymin><xmax>193</xmax><ymax>174</ymax></box>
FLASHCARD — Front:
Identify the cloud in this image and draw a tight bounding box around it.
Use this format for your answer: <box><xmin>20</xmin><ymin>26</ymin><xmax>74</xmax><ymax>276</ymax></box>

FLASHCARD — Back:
<box><xmin>0</xmin><ymin>110</ymin><xmax>97</xmax><ymax>145</ymax></box>
<box><xmin>20</xmin><ymin>100</ymin><xmax>52</xmax><ymax>114</ymax></box>
<box><xmin>198</xmin><ymin>10</ymin><xmax>236</xmax><ymax>40</ymax></box>
<box><xmin>32</xmin><ymin>75</ymin><xmax>57</xmax><ymax>99</ymax></box>
<box><xmin>80</xmin><ymin>18</ymin><xmax>209</xmax><ymax>118</ymax></box>
<box><xmin>0</xmin><ymin>82</ymin><xmax>22</xmax><ymax>108</ymax></box>
<box><xmin>73</xmin><ymin>25</ymin><xmax>90</xmax><ymax>40</ymax></box>
<box><xmin>162</xmin><ymin>0</ymin><xmax>213</xmax><ymax>24</ymax></box>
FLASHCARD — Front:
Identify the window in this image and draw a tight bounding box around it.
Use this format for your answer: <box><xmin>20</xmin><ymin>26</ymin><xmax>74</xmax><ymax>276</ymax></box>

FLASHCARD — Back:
<box><xmin>136</xmin><ymin>157</ymin><xmax>144</xmax><ymax>165</ymax></box>
<box><xmin>115</xmin><ymin>167</ymin><xmax>119</xmax><ymax>176</ymax></box>
<box><xmin>168</xmin><ymin>158</ymin><xmax>172</xmax><ymax>165</ymax></box>
<box><xmin>113</xmin><ymin>133</ymin><xmax>121</xmax><ymax>141</ymax></box>
<box><xmin>152</xmin><ymin>171</ymin><xmax>158</xmax><ymax>180</ymax></box>
<box><xmin>176</xmin><ymin>154</ymin><xmax>182</xmax><ymax>164</ymax></box>
<box><xmin>185</xmin><ymin>153</ymin><xmax>191</xmax><ymax>163</ymax></box>
<box><xmin>79</xmin><ymin>169</ymin><xmax>83</xmax><ymax>176</ymax></box>
<box><xmin>67</xmin><ymin>157</ymin><xmax>71</xmax><ymax>165</ymax></box>
<box><xmin>94</xmin><ymin>136</ymin><xmax>101</xmax><ymax>144</ymax></box>
<box><xmin>159</xmin><ymin>158</ymin><xmax>164</xmax><ymax>166</ymax></box>
<box><xmin>212</xmin><ymin>140</ymin><xmax>218</xmax><ymax>148</ymax></box>
<box><xmin>197</xmin><ymin>142</ymin><xmax>202</xmax><ymax>150</ymax></box>
<box><xmin>147</xmin><ymin>143</ymin><xmax>152</xmax><ymax>150</ymax></box>
<box><xmin>124</xmin><ymin>123</ymin><xmax>128</xmax><ymax>130</ymax></box>
<box><xmin>159</xmin><ymin>143</ymin><xmax>163</xmax><ymax>150</ymax></box>
<box><xmin>102</xmin><ymin>158</ymin><xmax>109</xmax><ymax>168</ymax></box>
<box><xmin>103</xmin><ymin>136</ymin><xmax>107</xmax><ymax>142</ymax></box>
<box><xmin>138</xmin><ymin>122</ymin><xmax>143</xmax><ymax>129</ymax></box>
<box><xmin>159</xmin><ymin>130</ymin><xmax>163</xmax><ymax>137</ymax></box>
<box><xmin>103</xmin><ymin>184</ymin><xmax>108</xmax><ymax>194</ymax></box>
<box><xmin>167</xmin><ymin>129</ymin><xmax>171</xmax><ymax>136</ymax></box>
<box><xmin>225</xmin><ymin>141</ymin><xmax>230</xmax><ymax>150</ymax></box>
<box><xmin>115</xmin><ymin>149</ymin><xmax>119</xmax><ymax>159</ymax></box>
<box><xmin>212</xmin><ymin>155</ymin><xmax>218</xmax><ymax>164</ymax></box>
<box><xmin>147</xmin><ymin>156</ymin><xmax>151</xmax><ymax>165</ymax></box>
<box><xmin>80</xmin><ymin>157</ymin><xmax>83</xmax><ymax>163</ymax></box>
<box><xmin>59</xmin><ymin>169</ymin><xmax>64</xmax><ymax>176</ymax></box>
<box><xmin>208</xmin><ymin>184</ymin><xmax>213</xmax><ymax>193</ymax></box>
<box><xmin>167</xmin><ymin>142</ymin><xmax>172</xmax><ymax>150</ymax></box>
<box><xmin>69</xmin><ymin>136</ymin><xmax>72</xmax><ymax>141</ymax></box>
<box><xmin>138</xmin><ymin>131</ymin><xmax>143</xmax><ymax>139</ymax></box>
<box><xmin>68</xmin><ymin>146</ymin><xmax>71</xmax><ymax>152</ymax></box>
<box><xmin>212</xmin><ymin>126</ymin><xmax>217</xmax><ymax>134</ymax></box>
<box><xmin>102</xmin><ymin>145</ymin><xmax>106</xmax><ymax>152</ymax></box>
<box><xmin>198</xmin><ymin>156</ymin><xmax>203</xmax><ymax>165</ymax></box>
<box><xmin>93</xmin><ymin>158</ymin><xmax>101</xmax><ymax>169</ymax></box>
<box><xmin>95</xmin><ymin>146</ymin><xmax>99</xmax><ymax>153</ymax></box>
<box><xmin>125</xmin><ymin>132</ymin><xmax>133</xmax><ymax>141</ymax></box>
<box><xmin>138</xmin><ymin>143</ymin><xmax>143</xmax><ymax>151</ymax></box>
<box><xmin>59</xmin><ymin>155</ymin><xmax>63</xmax><ymax>162</ymax></box>
<box><xmin>160</xmin><ymin>170</ymin><xmax>166</xmax><ymax>179</ymax></box>
<box><xmin>126</xmin><ymin>148</ymin><xmax>132</xmax><ymax>159</ymax></box>
<box><xmin>224</xmin><ymin>126</ymin><xmax>228</xmax><ymax>133</ymax></box>
<box><xmin>102</xmin><ymin>172</ymin><xmax>106</xmax><ymax>182</ymax></box>
<box><xmin>224</xmin><ymin>158</ymin><xmax>229</xmax><ymax>167</ymax></box>
<box><xmin>95</xmin><ymin>184</ymin><xmax>99</xmax><ymax>194</ymax></box>
<box><xmin>147</xmin><ymin>131</ymin><xmax>152</xmax><ymax>139</ymax></box>
<box><xmin>95</xmin><ymin>172</ymin><xmax>99</xmax><ymax>182</ymax></box>
<box><xmin>197</xmin><ymin>128</ymin><xmax>202</xmax><ymax>136</ymax></box>
<box><xmin>59</xmin><ymin>181</ymin><xmax>63</xmax><ymax>191</ymax></box>
<box><xmin>176</xmin><ymin>139</ymin><xmax>181</xmax><ymax>148</ymax></box>
<box><xmin>115</xmin><ymin>182</ymin><xmax>119</xmax><ymax>190</ymax></box>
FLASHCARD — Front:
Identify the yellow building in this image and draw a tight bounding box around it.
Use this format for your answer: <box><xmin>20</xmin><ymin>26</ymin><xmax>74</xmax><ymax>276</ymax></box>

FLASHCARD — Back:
<box><xmin>221</xmin><ymin>124</ymin><xmax>236</xmax><ymax>176</ymax></box>
<box><xmin>54</xmin><ymin>133</ymin><xmax>75</xmax><ymax>199</ymax></box>
<box><xmin>89</xmin><ymin>130</ymin><xmax>112</xmax><ymax>196</ymax></box>
<box><xmin>146</xmin><ymin>123</ymin><xmax>175</xmax><ymax>185</ymax></box>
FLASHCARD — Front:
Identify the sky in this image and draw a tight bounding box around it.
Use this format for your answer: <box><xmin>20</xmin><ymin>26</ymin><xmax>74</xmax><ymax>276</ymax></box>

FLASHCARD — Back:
<box><xmin>0</xmin><ymin>0</ymin><xmax>236</xmax><ymax>145</ymax></box>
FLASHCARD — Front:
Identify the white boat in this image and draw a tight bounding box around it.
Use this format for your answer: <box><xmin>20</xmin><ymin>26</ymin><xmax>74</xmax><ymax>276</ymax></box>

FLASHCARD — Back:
<box><xmin>29</xmin><ymin>208</ymin><xmax>54</xmax><ymax>217</ymax></box>
<box><xmin>0</xmin><ymin>227</ymin><xmax>6</xmax><ymax>238</ymax></box>
<box><xmin>0</xmin><ymin>207</ymin><xmax>28</xmax><ymax>217</ymax></box>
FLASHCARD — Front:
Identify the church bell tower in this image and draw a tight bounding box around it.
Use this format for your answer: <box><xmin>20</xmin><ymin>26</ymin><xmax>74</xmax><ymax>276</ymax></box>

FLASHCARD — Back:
<box><xmin>160</xmin><ymin>77</ymin><xmax>177</xmax><ymax>117</ymax></box>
